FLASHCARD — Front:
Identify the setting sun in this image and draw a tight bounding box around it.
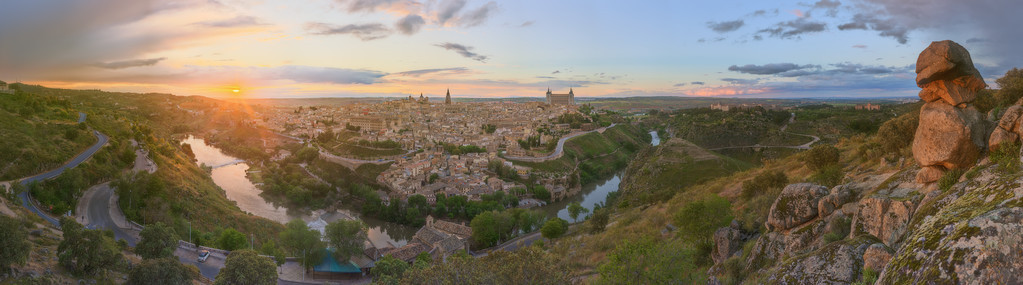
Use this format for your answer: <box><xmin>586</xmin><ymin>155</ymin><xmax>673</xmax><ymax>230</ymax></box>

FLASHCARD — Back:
<box><xmin>232</xmin><ymin>89</ymin><xmax>240</xmax><ymax>93</ymax></box>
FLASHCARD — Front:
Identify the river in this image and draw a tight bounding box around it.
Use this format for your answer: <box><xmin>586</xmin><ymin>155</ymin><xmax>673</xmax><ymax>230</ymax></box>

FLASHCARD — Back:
<box><xmin>182</xmin><ymin>135</ymin><xmax>414</xmax><ymax>247</ymax></box>
<box><xmin>540</xmin><ymin>130</ymin><xmax>660</xmax><ymax>221</ymax></box>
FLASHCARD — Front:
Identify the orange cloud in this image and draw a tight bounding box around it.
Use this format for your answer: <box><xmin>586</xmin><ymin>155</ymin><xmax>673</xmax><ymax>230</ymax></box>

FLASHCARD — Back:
<box><xmin>683</xmin><ymin>86</ymin><xmax>769</xmax><ymax>97</ymax></box>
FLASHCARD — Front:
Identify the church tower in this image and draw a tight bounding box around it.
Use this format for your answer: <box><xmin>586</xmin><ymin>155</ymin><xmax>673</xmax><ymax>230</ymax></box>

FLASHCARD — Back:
<box><xmin>569</xmin><ymin>88</ymin><xmax>575</xmax><ymax>103</ymax></box>
<box><xmin>445</xmin><ymin>89</ymin><xmax>452</xmax><ymax>104</ymax></box>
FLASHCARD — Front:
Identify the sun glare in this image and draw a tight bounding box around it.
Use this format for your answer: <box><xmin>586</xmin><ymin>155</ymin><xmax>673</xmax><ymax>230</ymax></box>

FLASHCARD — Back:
<box><xmin>232</xmin><ymin>89</ymin><xmax>240</xmax><ymax>93</ymax></box>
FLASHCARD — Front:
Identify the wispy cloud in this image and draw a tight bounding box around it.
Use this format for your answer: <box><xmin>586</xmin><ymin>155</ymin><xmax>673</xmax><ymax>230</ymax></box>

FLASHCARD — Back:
<box><xmin>305</xmin><ymin>22</ymin><xmax>392</xmax><ymax>41</ymax></box>
<box><xmin>434</xmin><ymin>42</ymin><xmax>488</xmax><ymax>62</ymax></box>
<box><xmin>91</xmin><ymin>57</ymin><xmax>166</xmax><ymax>69</ymax></box>
<box><xmin>756</xmin><ymin>18</ymin><xmax>827</xmax><ymax>39</ymax></box>
<box><xmin>395</xmin><ymin>14</ymin><xmax>425</xmax><ymax>35</ymax></box>
<box><xmin>706</xmin><ymin>20</ymin><xmax>744</xmax><ymax>33</ymax></box>
<box><xmin>194</xmin><ymin>15</ymin><xmax>266</xmax><ymax>28</ymax></box>
<box><xmin>392</xmin><ymin>67</ymin><xmax>469</xmax><ymax>77</ymax></box>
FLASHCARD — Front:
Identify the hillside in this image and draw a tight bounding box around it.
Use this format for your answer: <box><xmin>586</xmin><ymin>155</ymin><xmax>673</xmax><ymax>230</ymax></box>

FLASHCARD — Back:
<box><xmin>619</xmin><ymin>137</ymin><xmax>752</xmax><ymax>205</ymax></box>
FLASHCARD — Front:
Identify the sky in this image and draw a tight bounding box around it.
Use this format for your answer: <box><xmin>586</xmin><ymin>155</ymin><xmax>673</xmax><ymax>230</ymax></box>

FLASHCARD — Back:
<box><xmin>0</xmin><ymin>0</ymin><xmax>1021</xmax><ymax>99</ymax></box>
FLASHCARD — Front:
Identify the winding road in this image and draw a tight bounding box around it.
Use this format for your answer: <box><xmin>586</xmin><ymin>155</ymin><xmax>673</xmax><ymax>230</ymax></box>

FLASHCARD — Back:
<box><xmin>708</xmin><ymin>113</ymin><xmax>820</xmax><ymax>151</ymax></box>
<box><xmin>18</xmin><ymin>112</ymin><xmax>107</xmax><ymax>226</ymax></box>
<box><xmin>504</xmin><ymin>123</ymin><xmax>618</xmax><ymax>162</ymax></box>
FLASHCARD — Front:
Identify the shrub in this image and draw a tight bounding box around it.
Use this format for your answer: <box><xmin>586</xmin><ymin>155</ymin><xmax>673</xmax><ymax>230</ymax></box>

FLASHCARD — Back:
<box><xmin>0</xmin><ymin>215</ymin><xmax>31</xmax><ymax>270</ymax></box>
<box><xmin>853</xmin><ymin>268</ymin><xmax>879</xmax><ymax>285</ymax></box>
<box><xmin>720</xmin><ymin>255</ymin><xmax>746</xmax><ymax>285</ymax></box>
<box><xmin>991</xmin><ymin>141</ymin><xmax>1021</xmax><ymax>174</ymax></box>
<box><xmin>673</xmin><ymin>195</ymin><xmax>732</xmax><ymax>245</ymax></box>
<box><xmin>810</xmin><ymin>165</ymin><xmax>844</xmax><ymax>187</ymax></box>
<box><xmin>875</xmin><ymin>112</ymin><xmax>919</xmax><ymax>156</ymax></box>
<box><xmin>741</xmin><ymin>170</ymin><xmax>788</xmax><ymax>199</ymax></box>
<box><xmin>938</xmin><ymin>169</ymin><xmax>965</xmax><ymax>192</ymax></box>
<box><xmin>800</xmin><ymin>144</ymin><xmax>840</xmax><ymax>171</ymax></box>
<box><xmin>823</xmin><ymin>216</ymin><xmax>851</xmax><ymax>244</ymax></box>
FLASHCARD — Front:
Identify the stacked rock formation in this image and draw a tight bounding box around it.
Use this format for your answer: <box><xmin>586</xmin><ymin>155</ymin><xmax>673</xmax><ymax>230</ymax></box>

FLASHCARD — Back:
<box><xmin>912</xmin><ymin>40</ymin><xmax>988</xmax><ymax>183</ymax></box>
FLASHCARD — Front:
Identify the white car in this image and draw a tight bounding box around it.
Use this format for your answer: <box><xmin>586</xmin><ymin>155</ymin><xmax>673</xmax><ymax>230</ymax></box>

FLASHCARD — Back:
<box><xmin>198</xmin><ymin>250</ymin><xmax>211</xmax><ymax>263</ymax></box>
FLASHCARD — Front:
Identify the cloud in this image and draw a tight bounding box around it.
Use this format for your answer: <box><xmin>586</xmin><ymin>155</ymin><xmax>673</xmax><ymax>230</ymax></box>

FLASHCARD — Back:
<box><xmin>270</xmin><ymin>65</ymin><xmax>386</xmax><ymax>84</ymax></box>
<box><xmin>392</xmin><ymin>67</ymin><xmax>469</xmax><ymax>77</ymax></box>
<box><xmin>305</xmin><ymin>22</ymin><xmax>392</xmax><ymax>41</ymax></box>
<box><xmin>673</xmin><ymin>83</ymin><xmax>686</xmax><ymax>87</ymax></box>
<box><xmin>757</xmin><ymin>18</ymin><xmax>827</xmax><ymax>39</ymax></box>
<box><xmin>837</xmin><ymin>13</ymin><xmax>908</xmax><ymax>44</ymax></box>
<box><xmin>194</xmin><ymin>15</ymin><xmax>265</xmax><ymax>28</ymax></box>
<box><xmin>807</xmin><ymin>0</ymin><xmax>841</xmax><ymax>17</ymax></box>
<box><xmin>721</xmin><ymin>78</ymin><xmax>760</xmax><ymax>85</ymax></box>
<box><xmin>436</xmin><ymin>0</ymin><xmax>468</xmax><ymax>25</ymax></box>
<box><xmin>707</xmin><ymin>20</ymin><xmax>744</xmax><ymax>33</ymax></box>
<box><xmin>852</xmin><ymin>44</ymin><xmax>868</xmax><ymax>48</ymax></box>
<box><xmin>434</xmin><ymin>42</ymin><xmax>488</xmax><ymax>62</ymax></box>
<box><xmin>728</xmin><ymin>63</ymin><xmax>819</xmax><ymax>75</ymax></box>
<box><xmin>395</xmin><ymin>14</ymin><xmax>425</xmax><ymax>35</ymax></box>
<box><xmin>750</xmin><ymin>9</ymin><xmax>779</xmax><ymax>17</ymax></box>
<box><xmin>91</xmin><ymin>57</ymin><xmax>166</xmax><ymax>69</ymax></box>
<box><xmin>691</xmin><ymin>81</ymin><xmax>706</xmax><ymax>85</ymax></box>
<box><xmin>519</xmin><ymin>21</ymin><xmax>534</xmax><ymax>27</ymax></box>
<box><xmin>458</xmin><ymin>1</ymin><xmax>497</xmax><ymax>27</ymax></box>
<box><xmin>552</xmin><ymin>70</ymin><xmax>561</xmax><ymax>74</ymax></box>
<box><xmin>332</xmin><ymin>0</ymin><xmax>416</xmax><ymax>13</ymax></box>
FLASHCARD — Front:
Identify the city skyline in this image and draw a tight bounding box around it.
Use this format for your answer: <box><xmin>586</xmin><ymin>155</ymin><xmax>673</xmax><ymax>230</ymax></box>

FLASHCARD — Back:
<box><xmin>0</xmin><ymin>0</ymin><xmax>1020</xmax><ymax>98</ymax></box>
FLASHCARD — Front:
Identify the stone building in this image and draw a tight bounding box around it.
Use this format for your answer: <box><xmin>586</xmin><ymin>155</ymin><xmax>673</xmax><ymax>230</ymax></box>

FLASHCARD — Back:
<box><xmin>546</xmin><ymin>88</ymin><xmax>575</xmax><ymax>105</ymax></box>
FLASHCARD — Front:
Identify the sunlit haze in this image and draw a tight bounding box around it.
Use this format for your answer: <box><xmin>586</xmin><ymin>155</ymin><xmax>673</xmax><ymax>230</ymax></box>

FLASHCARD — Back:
<box><xmin>0</xmin><ymin>0</ymin><xmax>1020</xmax><ymax>98</ymax></box>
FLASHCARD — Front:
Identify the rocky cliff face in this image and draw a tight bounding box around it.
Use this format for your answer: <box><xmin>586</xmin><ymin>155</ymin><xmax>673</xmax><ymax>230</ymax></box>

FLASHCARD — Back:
<box><xmin>713</xmin><ymin>40</ymin><xmax>1023</xmax><ymax>284</ymax></box>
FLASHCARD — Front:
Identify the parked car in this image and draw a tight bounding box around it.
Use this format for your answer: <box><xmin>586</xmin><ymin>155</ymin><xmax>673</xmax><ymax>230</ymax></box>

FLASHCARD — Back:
<box><xmin>198</xmin><ymin>250</ymin><xmax>211</xmax><ymax>263</ymax></box>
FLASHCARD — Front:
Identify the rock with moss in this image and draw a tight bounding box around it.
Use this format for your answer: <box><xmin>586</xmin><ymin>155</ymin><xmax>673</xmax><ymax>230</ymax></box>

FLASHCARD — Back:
<box><xmin>850</xmin><ymin>196</ymin><xmax>915</xmax><ymax>248</ymax></box>
<box><xmin>766</xmin><ymin>183</ymin><xmax>830</xmax><ymax>232</ymax></box>
<box><xmin>818</xmin><ymin>185</ymin><xmax>855</xmax><ymax>219</ymax></box>
<box><xmin>765</xmin><ymin>235</ymin><xmax>878</xmax><ymax>285</ymax></box>
<box><xmin>712</xmin><ymin>224</ymin><xmax>752</xmax><ymax>265</ymax></box>
<box><xmin>744</xmin><ymin>232</ymin><xmax>786</xmax><ymax>273</ymax></box>
<box><xmin>862</xmin><ymin>243</ymin><xmax>894</xmax><ymax>273</ymax></box>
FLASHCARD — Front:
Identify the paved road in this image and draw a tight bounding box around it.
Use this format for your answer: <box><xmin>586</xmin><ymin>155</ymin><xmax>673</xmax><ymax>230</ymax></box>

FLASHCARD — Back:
<box><xmin>175</xmin><ymin>244</ymin><xmax>226</xmax><ymax>280</ymax></box>
<box><xmin>494</xmin><ymin>231</ymin><xmax>544</xmax><ymax>252</ymax></box>
<box><xmin>505</xmin><ymin>123</ymin><xmax>617</xmax><ymax>162</ymax></box>
<box><xmin>19</xmin><ymin>113</ymin><xmax>108</xmax><ymax>226</ymax></box>
<box><xmin>708</xmin><ymin>113</ymin><xmax>820</xmax><ymax>151</ymax></box>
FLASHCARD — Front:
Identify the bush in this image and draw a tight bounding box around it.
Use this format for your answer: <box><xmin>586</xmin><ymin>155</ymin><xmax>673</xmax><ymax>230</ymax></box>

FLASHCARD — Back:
<box><xmin>823</xmin><ymin>216</ymin><xmax>851</xmax><ymax>244</ymax></box>
<box><xmin>810</xmin><ymin>165</ymin><xmax>844</xmax><ymax>187</ymax></box>
<box><xmin>991</xmin><ymin>141</ymin><xmax>1021</xmax><ymax>174</ymax></box>
<box><xmin>128</xmin><ymin>257</ymin><xmax>192</xmax><ymax>285</ymax></box>
<box><xmin>800</xmin><ymin>144</ymin><xmax>840</xmax><ymax>171</ymax></box>
<box><xmin>673</xmin><ymin>195</ymin><xmax>732</xmax><ymax>245</ymax></box>
<box><xmin>875</xmin><ymin>111</ymin><xmax>919</xmax><ymax>156</ymax></box>
<box><xmin>217</xmin><ymin>228</ymin><xmax>248</xmax><ymax>251</ymax></box>
<box><xmin>540</xmin><ymin>218</ymin><xmax>568</xmax><ymax>239</ymax></box>
<box><xmin>741</xmin><ymin>170</ymin><xmax>788</xmax><ymax>199</ymax></box>
<box><xmin>938</xmin><ymin>169</ymin><xmax>965</xmax><ymax>192</ymax></box>
<box><xmin>853</xmin><ymin>268</ymin><xmax>879</xmax><ymax>285</ymax></box>
<box><xmin>0</xmin><ymin>215</ymin><xmax>31</xmax><ymax>270</ymax></box>
<box><xmin>136</xmin><ymin>222</ymin><xmax>179</xmax><ymax>260</ymax></box>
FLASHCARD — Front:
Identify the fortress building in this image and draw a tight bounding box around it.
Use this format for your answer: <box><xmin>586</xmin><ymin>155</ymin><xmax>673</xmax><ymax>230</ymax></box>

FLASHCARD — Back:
<box><xmin>546</xmin><ymin>88</ymin><xmax>574</xmax><ymax>105</ymax></box>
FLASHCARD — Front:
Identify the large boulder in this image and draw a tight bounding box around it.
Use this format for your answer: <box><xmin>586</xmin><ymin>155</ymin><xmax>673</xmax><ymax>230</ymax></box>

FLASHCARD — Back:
<box><xmin>952</xmin><ymin>207</ymin><xmax>1023</xmax><ymax>284</ymax></box>
<box><xmin>818</xmin><ymin>185</ymin><xmax>854</xmax><ymax>219</ymax></box>
<box><xmin>918</xmin><ymin>76</ymin><xmax>987</xmax><ymax>106</ymax></box>
<box><xmin>915</xmin><ymin>40</ymin><xmax>984</xmax><ymax>89</ymax></box>
<box><xmin>912</xmin><ymin>101</ymin><xmax>985</xmax><ymax>175</ymax></box>
<box><xmin>712</xmin><ymin>226</ymin><xmax>746</xmax><ymax>265</ymax></box>
<box><xmin>764</xmin><ymin>236</ymin><xmax>877</xmax><ymax>285</ymax></box>
<box><xmin>744</xmin><ymin>232</ymin><xmax>787</xmax><ymax>272</ymax></box>
<box><xmin>989</xmin><ymin>127</ymin><xmax>1019</xmax><ymax>152</ymax></box>
<box><xmin>850</xmin><ymin>196</ymin><xmax>915</xmax><ymax>248</ymax></box>
<box><xmin>862</xmin><ymin>243</ymin><xmax>894</xmax><ymax>273</ymax></box>
<box><xmin>766</xmin><ymin>183</ymin><xmax>830</xmax><ymax>232</ymax></box>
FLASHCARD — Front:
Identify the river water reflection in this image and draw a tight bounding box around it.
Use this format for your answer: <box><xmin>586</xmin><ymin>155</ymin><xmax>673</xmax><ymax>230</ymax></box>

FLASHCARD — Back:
<box><xmin>183</xmin><ymin>135</ymin><xmax>414</xmax><ymax>247</ymax></box>
<box><xmin>540</xmin><ymin>130</ymin><xmax>660</xmax><ymax>221</ymax></box>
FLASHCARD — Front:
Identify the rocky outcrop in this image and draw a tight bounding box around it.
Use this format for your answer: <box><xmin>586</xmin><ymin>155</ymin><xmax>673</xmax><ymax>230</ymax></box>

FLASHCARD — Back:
<box><xmin>850</xmin><ymin>196</ymin><xmax>915</xmax><ymax>248</ymax></box>
<box><xmin>862</xmin><ymin>243</ymin><xmax>893</xmax><ymax>273</ymax></box>
<box><xmin>818</xmin><ymin>185</ymin><xmax>854</xmax><ymax>219</ymax></box>
<box><xmin>766</xmin><ymin>183</ymin><xmax>830</xmax><ymax>231</ymax></box>
<box><xmin>765</xmin><ymin>236</ymin><xmax>878</xmax><ymax>285</ymax></box>
<box><xmin>745</xmin><ymin>232</ymin><xmax>787</xmax><ymax>272</ymax></box>
<box><xmin>989</xmin><ymin>101</ymin><xmax>1023</xmax><ymax>151</ymax></box>
<box><xmin>712</xmin><ymin>222</ymin><xmax>755</xmax><ymax>265</ymax></box>
<box><xmin>911</xmin><ymin>40</ymin><xmax>989</xmax><ymax>183</ymax></box>
<box><xmin>952</xmin><ymin>207</ymin><xmax>1023</xmax><ymax>284</ymax></box>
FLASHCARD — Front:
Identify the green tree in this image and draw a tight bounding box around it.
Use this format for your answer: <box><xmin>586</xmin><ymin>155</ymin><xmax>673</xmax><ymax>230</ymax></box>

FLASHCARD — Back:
<box><xmin>214</xmin><ymin>250</ymin><xmax>277</xmax><ymax>285</ymax></box>
<box><xmin>597</xmin><ymin>238</ymin><xmax>703</xmax><ymax>284</ymax></box>
<box><xmin>324</xmin><ymin>219</ymin><xmax>366</xmax><ymax>262</ymax></box>
<box><xmin>279</xmin><ymin>220</ymin><xmax>326</xmax><ymax>269</ymax></box>
<box><xmin>516</xmin><ymin>209</ymin><xmax>545</xmax><ymax>233</ymax></box>
<box><xmin>127</xmin><ymin>257</ymin><xmax>191</xmax><ymax>285</ymax></box>
<box><xmin>373</xmin><ymin>254</ymin><xmax>410</xmax><ymax>282</ymax></box>
<box><xmin>428</xmin><ymin>173</ymin><xmax>440</xmax><ymax>184</ymax></box>
<box><xmin>741</xmin><ymin>170</ymin><xmax>788</xmax><ymax>199</ymax></box>
<box><xmin>567</xmin><ymin>202</ymin><xmax>589</xmax><ymax>223</ymax></box>
<box><xmin>217</xmin><ymin>228</ymin><xmax>248</xmax><ymax>251</ymax></box>
<box><xmin>673</xmin><ymin>195</ymin><xmax>732</xmax><ymax>245</ymax></box>
<box><xmin>414</xmin><ymin>252</ymin><xmax>432</xmax><ymax>269</ymax></box>
<box><xmin>0</xmin><ymin>215</ymin><xmax>31</xmax><ymax>270</ymax></box>
<box><xmin>995</xmin><ymin>68</ymin><xmax>1023</xmax><ymax>106</ymax></box>
<box><xmin>57</xmin><ymin>216</ymin><xmax>123</xmax><ymax>275</ymax></box>
<box><xmin>136</xmin><ymin>222</ymin><xmax>178</xmax><ymax>259</ymax></box>
<box><xmin>259</xmin><ymin>240</ymin><xmax>287</xmax><ymax>268</ymax></box>
<box><xmin>295</xmin><ymin>147</ymin><xmax>319</xmax><ymax>163</ymax></box>
<box><xmin>470</xmin><ymin>211</ymin><xmax>499</xmax><ymax>247</ymax></box>
<box><xmin>588</xmin><ymin>206</ymin><xmax>610</xmax><ymax>234</ymax></box>
<box><xmin>541</xmin><ymin>218</ymin><xmax>568</xmax><ymax>240</ymax></box>
<box><xmin>800</xmin><ymin>144</ymin><xmax>840</xmax><ymax>171</ymax></box>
